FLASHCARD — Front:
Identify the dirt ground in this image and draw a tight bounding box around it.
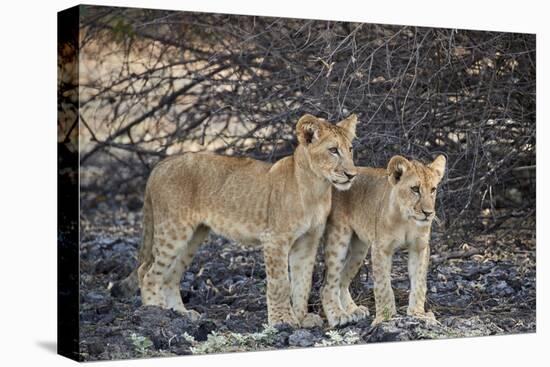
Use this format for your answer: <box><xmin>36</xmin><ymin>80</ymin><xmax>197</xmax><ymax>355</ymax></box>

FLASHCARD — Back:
<box><xmin>78</xmin><ymin>194</ymin><xmax>535</xmax><ymax>361</ymax></box>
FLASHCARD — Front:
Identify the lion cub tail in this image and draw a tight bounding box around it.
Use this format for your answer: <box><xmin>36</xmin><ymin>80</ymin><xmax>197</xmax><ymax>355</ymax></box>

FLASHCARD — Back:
<box><xmin>110</xmin><ymin>190</ymin><xmax>154</xmax><ymax>298</ymax></box>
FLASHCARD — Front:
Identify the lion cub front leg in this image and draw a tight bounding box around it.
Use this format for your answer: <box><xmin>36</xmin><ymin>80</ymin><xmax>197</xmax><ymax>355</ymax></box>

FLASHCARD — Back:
<box><xmin>321</xmin><ymin>224</ymin><xmax>352</xmax><ymax>327</ymax></box>
<box><xmin>263</xmin><ymin>239</ymin><xmax>299</xmax><ymax>328</ymax></box>
<box><xmin>407</xmin><ymin>240</ymin><xmax>436</xmax><ymax>322</ymax></box>
<box><xmin>371</xmin><ymin>242</ymin><xmax>397</xmax><ymax>325</ymax></box>
<box><xmin>338</xmin><ymin>236</ymin><xmax>370</xmax><ymax>322</ymax></box>
<box><xmin>290</xmin><ymin>226</ymin><xmax>324</xmax><ymax>328</ymax></box>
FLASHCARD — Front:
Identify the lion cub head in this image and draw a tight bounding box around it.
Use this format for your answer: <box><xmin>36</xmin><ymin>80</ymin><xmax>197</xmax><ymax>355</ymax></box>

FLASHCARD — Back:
<box><xmin>387</xmin><ymin>155</ymin><xmax>446</xmax><ymax>225</ymax></box>
<box><xmin>296</xmin><ymin>114</ymin><xmax>359</xmax><ymax>191</ymax></box>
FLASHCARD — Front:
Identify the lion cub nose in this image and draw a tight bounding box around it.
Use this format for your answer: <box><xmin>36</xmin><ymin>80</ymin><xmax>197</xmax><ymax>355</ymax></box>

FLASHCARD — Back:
<box><xmin>344</xmin><ymin>172</ymin><xmax>356</xmax><ymax>181</ymax></box>
<box><xmin>422</xmin><ymin>209</ymin><xmax>433</xmax><ymax>217</ymax></box>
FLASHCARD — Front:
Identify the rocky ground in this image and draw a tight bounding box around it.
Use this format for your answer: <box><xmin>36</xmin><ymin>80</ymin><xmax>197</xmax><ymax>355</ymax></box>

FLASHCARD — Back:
<box><xmin>78</xmin><ymin>195</ymin><xmax>536</xmax><ymax>361</ymax></box>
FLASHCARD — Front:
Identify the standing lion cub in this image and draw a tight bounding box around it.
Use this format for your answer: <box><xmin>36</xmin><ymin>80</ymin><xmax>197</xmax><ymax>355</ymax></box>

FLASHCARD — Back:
<box><xmin>321</xmin><ymin>155</ymin><xmax>446</xmax><ymax>327</ymax></box>
<box><xmin>113</xmin><ymin>114</ymin><xmax>359</xmax><ymax>328</ymax></box>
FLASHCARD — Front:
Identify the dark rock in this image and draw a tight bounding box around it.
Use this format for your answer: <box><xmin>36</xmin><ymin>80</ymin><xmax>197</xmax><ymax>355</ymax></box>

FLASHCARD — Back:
<box><xmin>173</xmin><ymin>345</ymin><xmax>193</xmax><ymax>355</ymax></box>
<box><xmin>194</xmin><ymin>320</ymin><xmax>218</xmax><ymax>341</ymax></box>
<box><xmin>149</xmin><ymin>330</ymin><xmax>168</xmax><ymax>349</ymax></box>
<box><xmin>355</xmin><ymin>318</ymin><xmax>372</xmax><ymax>329</ymax></box>
<box><xmin>490</xmin><ymin>280</ymin><xmax>514</xmax><ymax>296</ymax></box>
<box><xmin>113</xmin><ymin>242</ymin><xmax>137</xmax><ymax>253</ymax></box>
<box><xmin>85</xmin><ymin>291</ymin><xmax>106</xmax><ymax>303</ymax></box>
<box><xmin>365</xmin><ymin>324</ymin><xmax>406</xmax><ymax>343</ymax></box>
<box><xmin>245</xmin><ymin>301</ymin><xmax>264</xmax><ymax>312</ymax></box>
<box><xmin>95</xmin><ymin>258</ymin><xmax>120</xmax><ymax>274</ymax></box>
<box><xmin>273</xmin><ymin>331</ymin><xmax>290</xmax><ymax>347</ymax></box>
<box><xmin>88</xmin><ymin>341</ymin><xmax>105</xmax><ymax>355</ymax></box>
<box><xmin>99</xmin><ymin>313</ymin><xmax>116</xmax><ymax>325</ymax></box>
<box><xmin>288</xmin><ymin>329</ymin><xmax>316</xmax><ymax>347</ymax></box>
<box><xmin>94</xmin><ymin>326</ymin><xmax>122</xmax><ymax>338</ymax></box>
<box><xmin>130</xmin><ymin>313</ymin><xmax>142</xmax><ymax>324</ymax></box>
<box><xmin>96</xmin><ymin>299</ymin><xmax>113</xmax><ymax>314</ymax></box>
<box><xmin>97</xmin><ymin>237</ymin><xmax>122</xmax><ymax>248</ymax></box>
<box><xmin>127</xmin><ymin>196</ymin><xmax>143</xmax><ymax>211</ymax></box>
<box><xmin>460</xmin><ymin>261</ymin><xmax>494</xmax><ymax>280</ymax></box>
<box><xmin>273</xmin><ymin>322</ymin><xmax>295</xmax><ymax>333</ymax></box>
<box><xmin>169</xmin><ymin>318</ymin><xmax>191</xmax><ymax>331</ymax></box>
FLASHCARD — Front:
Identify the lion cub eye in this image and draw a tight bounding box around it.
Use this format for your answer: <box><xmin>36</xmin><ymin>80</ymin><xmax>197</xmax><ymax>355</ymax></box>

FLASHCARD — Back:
<box><xmin>329</xmin><ymin>147</ymin><xmax>339</xmax><ymax>156</ymax></box>
<box><xmin>411</xmin><ymin>186</ymin><xmax>420</xmax><ymax>194</ymax></box>
<box><xmin>431</xmin><ymin>187</ymin><xmax>436</xmax><ymax>194</ymax></box>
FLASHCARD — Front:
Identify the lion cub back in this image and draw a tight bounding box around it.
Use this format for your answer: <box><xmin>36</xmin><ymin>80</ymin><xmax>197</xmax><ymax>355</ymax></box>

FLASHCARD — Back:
<box><xmin>147</xmin><ymin>152</ymin><xmax>274</xmax><ymax>242</ymax></box>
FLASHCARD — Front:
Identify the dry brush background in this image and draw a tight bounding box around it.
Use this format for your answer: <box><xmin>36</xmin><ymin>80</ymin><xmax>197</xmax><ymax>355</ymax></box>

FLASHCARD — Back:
<box><xmin>74</xmin><ymin>5</ymin><xmax>535</xmax><ymax>228</ymax></box>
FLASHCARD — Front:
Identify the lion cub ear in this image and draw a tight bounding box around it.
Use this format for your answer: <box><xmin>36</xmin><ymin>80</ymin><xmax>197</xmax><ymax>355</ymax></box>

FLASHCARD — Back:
<box><xmin>336</xmin><ymin>114</ymin><xmax>359</xmax><ymax>141</ymax></box>
<box><xmin>429</xmin><ymin>155</ymin><xmax>447</xmax><ymax>182</ymax></box>
<box><xmin>296</xmin><ymin>114</ymin><xmax>324</xmax><ymax>145</ymax></box>
<box><xmin>387</xmin><ymin>155</ymin><xmax>411</xmax><ymax>185</ymax></box>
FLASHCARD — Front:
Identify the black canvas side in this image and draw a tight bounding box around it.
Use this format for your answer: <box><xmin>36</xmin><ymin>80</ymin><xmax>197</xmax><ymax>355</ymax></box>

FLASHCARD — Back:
<box><xmin>57</xmin><ymin>5</ymin><xmax>80</xmax><ymax>362</ymax></box>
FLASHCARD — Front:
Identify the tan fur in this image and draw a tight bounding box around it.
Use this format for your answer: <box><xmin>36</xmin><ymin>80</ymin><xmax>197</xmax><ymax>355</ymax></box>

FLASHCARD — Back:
<box><xmin>129</xmin><ymin>114</ymin><xmax>359</xmax><ymax>328</ymax></box>
<box><xmin>321</xmin><ymin>155</ymin><xmax>446</xmax><ymax>327</ymax></box>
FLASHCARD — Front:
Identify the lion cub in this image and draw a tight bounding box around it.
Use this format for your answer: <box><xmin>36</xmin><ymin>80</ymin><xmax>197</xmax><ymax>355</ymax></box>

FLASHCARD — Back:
<box><xmin>114</xmin><ymin>114</ymin><xmax>360</xmax><ymax>328</ymax></box>
<box><xmin>321</xmin><ymin>155</ymin><xmax>446</xmax><ymax>327</ymax></box>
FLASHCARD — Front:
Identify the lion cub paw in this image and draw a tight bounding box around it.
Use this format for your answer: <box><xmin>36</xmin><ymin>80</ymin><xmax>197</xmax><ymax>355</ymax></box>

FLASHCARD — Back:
<box><xmin>326</xmin><ymin>311</ymin><xmax>346</xmax><ymax>328</ymax></box>
<box><xmin>326</xmin><ymin>304</ymin><xmax>369</xmax><ymax>327</ymax></box>
<box><xmin>270</xmin><ymin>313</ymin><xmax>301</xmax><ymax>329</ymax></box>
<box><xmin>408</xmin><ymin>310</ymin><xmax>439</xmax><ymax>325</ymax></box>
<box><xmin>301</xmin><ymin>313</ymin><xmax>324</xmax><ymax>328</ymax></box>
<box><xmin>329</xmin><ymin>305</ymin><xmax>370</xmax><ymax>327</ymax></box>
<box><xmin>349</xmin><ymin>305</ymin><xmax>370</xmax><ymax>321</ymax></box>
<box><xmin>371</xmin><ymin>315</ymin><xmax>387</xmax><ymax>326</ymax></box>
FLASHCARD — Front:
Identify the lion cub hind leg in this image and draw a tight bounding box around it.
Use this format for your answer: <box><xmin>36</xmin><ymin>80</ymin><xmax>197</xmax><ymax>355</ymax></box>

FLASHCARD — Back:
<box><xmin>141</xmin><ymin>221</ymin><xmax>203</xmax><ymax>321</ymax></box>
<box><xmin>289</xmin><ymin>226</ymin><xmax>324</xmax><ymax>328</ymax></box>
<box><xmin>371</xmin><ymin>242</ymin><xmax>397</xmax><ymax>325</ymax></box>
<box><xmin>164</xmin><ymin>224</ymin><xmax>209</xmax><ymax>320</ymax></box>
<box><xmin>406</xmin><ymin>240</ymin><xmax>437</xmax><ymax>323</ymax></box>
<box><xmin>321</xmin><ymin>225</ymin><xmax>353</xmax><ymax>327</ymax></box>
<box><xmin>264</xmin><ymin>238</ymin><xmax>299</xmax><ymax>328</ymax></box>
<box><xmin>338</xmin><ymin>236</ymin><xmax>370</xmax><ymax>323</ymax></box>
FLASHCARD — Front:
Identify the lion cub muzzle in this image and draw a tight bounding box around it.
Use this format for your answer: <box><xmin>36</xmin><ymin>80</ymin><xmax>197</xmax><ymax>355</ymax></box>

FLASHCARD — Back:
<box><xmin>331</xmin><ymin>170</ymin><xmax>357</xmax><ymax>191</ymax></box>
